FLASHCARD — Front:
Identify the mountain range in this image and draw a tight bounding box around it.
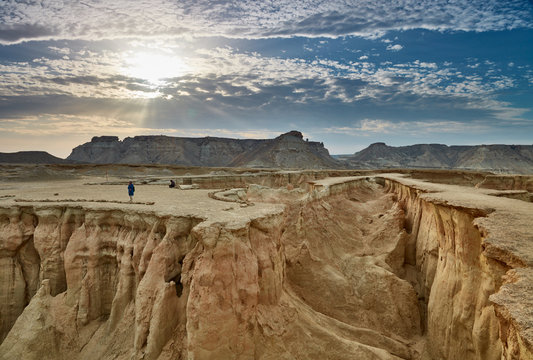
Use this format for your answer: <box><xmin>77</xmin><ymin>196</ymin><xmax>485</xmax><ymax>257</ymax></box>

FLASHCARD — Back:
<box><xmin>2</xmin><ymin>133</ymin><xmax>532</xmax><ymax>173</ymax></box>
<box><xmin>337</xmin><ymin>142</ymin><xmax>533</xmax><ymax>173</ymax></box>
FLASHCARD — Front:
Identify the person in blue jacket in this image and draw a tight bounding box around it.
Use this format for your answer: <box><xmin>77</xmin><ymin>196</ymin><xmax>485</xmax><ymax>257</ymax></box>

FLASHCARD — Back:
<box><xmin>128</xmin><ymin>181</ymin><xmax>135</xmax><ymax>202</ymax></box>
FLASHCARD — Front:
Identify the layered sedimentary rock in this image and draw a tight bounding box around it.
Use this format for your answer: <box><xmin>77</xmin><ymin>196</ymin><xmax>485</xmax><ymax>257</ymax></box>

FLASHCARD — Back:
<box><xmin>67</xmin><ymin>131</ymin><xmax>341</xmax><ymax>169</ymax></box>
<box><xmin>0</xmin><ymin>208</ymin><xmax>201</xmax><ymax>357</ymax></box>
<box><xmin>383</xmin><ymin>175</ymin><xmax>532</xmax><ymax>359</ymax></box>
<box><xmin>384</xmin><ymin>179</ymin><xmax>499</xmax><ymax>359</ymax></box>
<box><xmin>476</xmin><ymin>174</ymin><xmax>533</xmax><ymax>192</ymax></box>
<box><xmin>0</xmin><ymin>172</ymin><xmax>532</xmax><ymax>359</ymax></box>
<box><xmin>338</xmin><ymin>143</ymin><xmax>533</xmax><ymax>173</ymax></box>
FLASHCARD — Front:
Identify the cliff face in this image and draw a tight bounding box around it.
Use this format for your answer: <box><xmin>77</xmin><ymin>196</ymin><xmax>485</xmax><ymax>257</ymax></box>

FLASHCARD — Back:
<box><xmin>1</xmin><ymin>206</ymin><xmax>279</xmax><ymax>360</ymax></box>
<box><xmin>67</xmin><ymin>132</ymin><xmax>341</xmax><ymax>169</ymax></box>
<box><xmin>0</xmin><ymin>207</ymin><xmax>203</xmax><ymax>358</ymax></box>
<box><xmin>1</xmin><ymin>172</ymin><xmax>532</xmax><ymax>359</ymax></box>
<box><xmin>340</xmin><ymin>143</ymin><xmax>533</xmax><ymax>174</ymax></box>
<box><xmin>385</xmin><ymin>180</ymin><xmax>503</xmax><ymax>359</ymax></box>
<box><xmin>382</xmin><ymin>175</ymin><xmax>533</xmax><ymax>359</ymax></box>
<box><xmin>229</xmin><ymin>131</ymin><xmax>336</xmax><ymax>169</ymax></box>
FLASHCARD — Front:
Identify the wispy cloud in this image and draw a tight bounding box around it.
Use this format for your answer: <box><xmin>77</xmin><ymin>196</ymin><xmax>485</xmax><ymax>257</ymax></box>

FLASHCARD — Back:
<box><xmin>0</xmin><ymin>114</ymin><xmax>280</xmax><ymax>139</ymax></box>
<box><xmin>323</xmin><ymin>119</ymin><xmax>491</xmax><ymax>136</ymax></box>
<box><xmin>0</xmin><ymin>44</ymin><xmax>527</xmax><ymax>124</ymax></box>
<box><xmin>1</xmin><ymin>0</ymin><xmax>532</xmax><ymax>44</ymax></box>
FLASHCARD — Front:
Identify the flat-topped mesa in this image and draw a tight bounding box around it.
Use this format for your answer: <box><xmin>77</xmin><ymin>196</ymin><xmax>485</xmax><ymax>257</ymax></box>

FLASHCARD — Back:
<box><xmin>67</xmin><ymin>131</ymin><xmax>342</xmax><ymax>169</ymax></box>
<box><xmin>90</xmin><ymin>136</ymin><xmax>119</xmax><ymax>143</ymax></box>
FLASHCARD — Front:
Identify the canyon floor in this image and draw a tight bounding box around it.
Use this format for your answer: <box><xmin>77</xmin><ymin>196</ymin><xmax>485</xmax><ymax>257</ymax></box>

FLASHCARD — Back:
<box><xmin>0</xmin><ymin>165</ymin><xmax>532</xmax><ymax>360</ymax></box>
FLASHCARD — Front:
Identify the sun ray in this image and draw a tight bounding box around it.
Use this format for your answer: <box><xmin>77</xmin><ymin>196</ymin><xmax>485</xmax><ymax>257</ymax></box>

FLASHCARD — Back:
<box><xmin>122</xmin><ymin>50</ymin><xmax>188</xmax><ymax>85</ymax></box>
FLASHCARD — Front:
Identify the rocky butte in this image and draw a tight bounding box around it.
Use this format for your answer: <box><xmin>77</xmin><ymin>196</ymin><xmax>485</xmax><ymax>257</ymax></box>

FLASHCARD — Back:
<box><xmin>0</xmin><ymin>165</ymin><xmax>532</xmax><ymax>360</ymax></box>
<box><xmin>66</xmin><ymin>131</ymin><xmax>341</xmax><ymax>169</ymax></box>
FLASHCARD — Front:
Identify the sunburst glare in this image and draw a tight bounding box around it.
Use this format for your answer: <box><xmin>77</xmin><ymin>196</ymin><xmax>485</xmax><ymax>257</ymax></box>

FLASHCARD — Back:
<box><xmin>122</xmin><ymin>51</ymin><xmax>188</xmax><ymax>85</ymax></box>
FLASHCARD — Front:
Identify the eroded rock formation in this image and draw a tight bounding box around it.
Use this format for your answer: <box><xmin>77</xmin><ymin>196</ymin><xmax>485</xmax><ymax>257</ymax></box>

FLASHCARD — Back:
<box><xmin>66</xmin><ymin>131</ymin><xmax>341</xmax><ymax>169</ymax></box>
<box><xmin>0</xmin><ymin>171</ymin><xmax>532</xmax><ymax>359</ymax></box>
<box><xmin>338</xmin><ymin>143</ymin><xmax>533</xmax><ymax>173</ymax></box>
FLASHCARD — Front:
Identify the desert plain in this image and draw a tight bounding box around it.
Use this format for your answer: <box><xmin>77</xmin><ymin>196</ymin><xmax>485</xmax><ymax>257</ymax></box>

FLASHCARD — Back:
<box><xmin>0</xmin><ymin>164</ymin><xmax>532</xmax><ymax>360</ymax></box>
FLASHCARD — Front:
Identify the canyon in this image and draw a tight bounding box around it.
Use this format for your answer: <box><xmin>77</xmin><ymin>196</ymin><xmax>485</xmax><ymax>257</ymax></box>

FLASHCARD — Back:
<box><xmin>0</xmin><ymin>165</ymin><xmax>532</xmax><ymax>359</ymax></box>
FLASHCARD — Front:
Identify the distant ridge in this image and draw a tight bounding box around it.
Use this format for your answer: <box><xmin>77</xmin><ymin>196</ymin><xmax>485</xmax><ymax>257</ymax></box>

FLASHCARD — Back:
<box><xmin>0</xmin><ymin>151</ymin><xmax>67</xmax><ymax>164</ymax></box>
<box><xmin>12</xmin><ymin>137</ymin><xmax>532</xmax><ymax>173</ymax></box>
<box><xmin>337</xmin><ymin>143</ymin><xmax>533</xmax><ymax>174</ymax></box>
<box><xmin>67</xmin><ymin>131</ymin><xmax>342</xmax><ymax>169</ymax></box>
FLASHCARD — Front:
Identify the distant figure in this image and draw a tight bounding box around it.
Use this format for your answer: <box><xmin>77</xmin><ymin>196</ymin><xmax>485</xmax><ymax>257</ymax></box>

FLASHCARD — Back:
<box><xmin>128</xmin><ymin>181</ymin><xmax>135</xmax><ymax>202</ymax></box>
<box><xmin>169</xmin><ymin>179</ymin><xmax>176</xmax><ymax>188</ymax></box>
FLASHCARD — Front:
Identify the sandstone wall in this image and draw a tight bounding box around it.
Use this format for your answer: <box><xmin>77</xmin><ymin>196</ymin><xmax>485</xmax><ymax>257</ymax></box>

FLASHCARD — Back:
<box><xmin>0</xmin><ymin>202</ymin><xmax>295</xmax><ymax>360</ymax></box>
<box><xmin>383</xmin><ymin>178</ymin><xmax>532</xmax><ymax>360</ymax></box>
<box><xmin>0</xmin><ymin>206</ymin><xmax>207</xmax><ymax>359</ymax></box>
<box><xmin>177</xmin><ymin>171</ymin><xmax>331</xmax><ymax>189</ymax></box>
<box><xmin>476</xmin><ymin>175</ymin><xmax>533</xmax><ymax>192</ymax></box>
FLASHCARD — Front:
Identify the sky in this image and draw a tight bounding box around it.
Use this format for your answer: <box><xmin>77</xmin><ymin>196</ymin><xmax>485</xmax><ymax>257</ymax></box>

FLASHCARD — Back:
<box><xmin>1</xmin><ymin>0</ymin><xmax>532</xmax><ymax>158</ymax></box>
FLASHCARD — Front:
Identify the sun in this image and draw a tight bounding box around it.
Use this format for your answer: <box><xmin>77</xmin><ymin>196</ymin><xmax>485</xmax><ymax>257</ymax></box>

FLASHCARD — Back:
<box><xmin>123</xmin><ymin>51</ymin><xmax>188</xmax><ymax>84</ymax></box>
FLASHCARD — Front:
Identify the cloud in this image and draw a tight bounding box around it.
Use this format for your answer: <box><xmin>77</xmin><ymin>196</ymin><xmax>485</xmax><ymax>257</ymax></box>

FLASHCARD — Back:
<box><xmin>0</xmin><ymin>114</ymin><xmax>280</xmax><ymax>139</ymax></box>
<box><xmin>0</xmin><ymin>23</ymin><xmax>58</xmax><ymax>43</ymax></box>
<box><xmin>1</xmin><ymin>36</ymin><xmax>530</xmax><ymax>156</ymax></box>
<box><xmin>323</xmin><ymin>119</ymin><xmax>492</xmax><ymax>136</ymax></box>
<box><xmin>386</xmin><ymin>44</ymin><xmax>403</xmax><ymax>51</ymax></box>
<box><xmin>1</xmin><ymin>0</ymin><xmax>532</xmax><ymax>44</ymax></box>
<box><xmin>0</xmin><ymin>44</ymin><xmax>527</xmax><ymax>126</ymax></box>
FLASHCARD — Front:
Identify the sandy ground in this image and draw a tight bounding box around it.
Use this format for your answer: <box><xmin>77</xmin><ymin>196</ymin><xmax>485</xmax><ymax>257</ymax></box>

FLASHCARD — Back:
<box><xmin>0</xmin><ymin>176</ymin><xmax>284</xmax><ymax>226</ymax></box>
<box><xmin>1</xmin><ymin>172</ymin><xmax>531</xmax><ymax>243</ymax></box>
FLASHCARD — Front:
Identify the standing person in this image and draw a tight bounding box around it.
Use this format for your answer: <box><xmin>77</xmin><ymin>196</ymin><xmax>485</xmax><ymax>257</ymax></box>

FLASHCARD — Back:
<box><xmin>128</xmin><ymin>181</ymin><xmax>135</xmax><ymax>202</ymax></box>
